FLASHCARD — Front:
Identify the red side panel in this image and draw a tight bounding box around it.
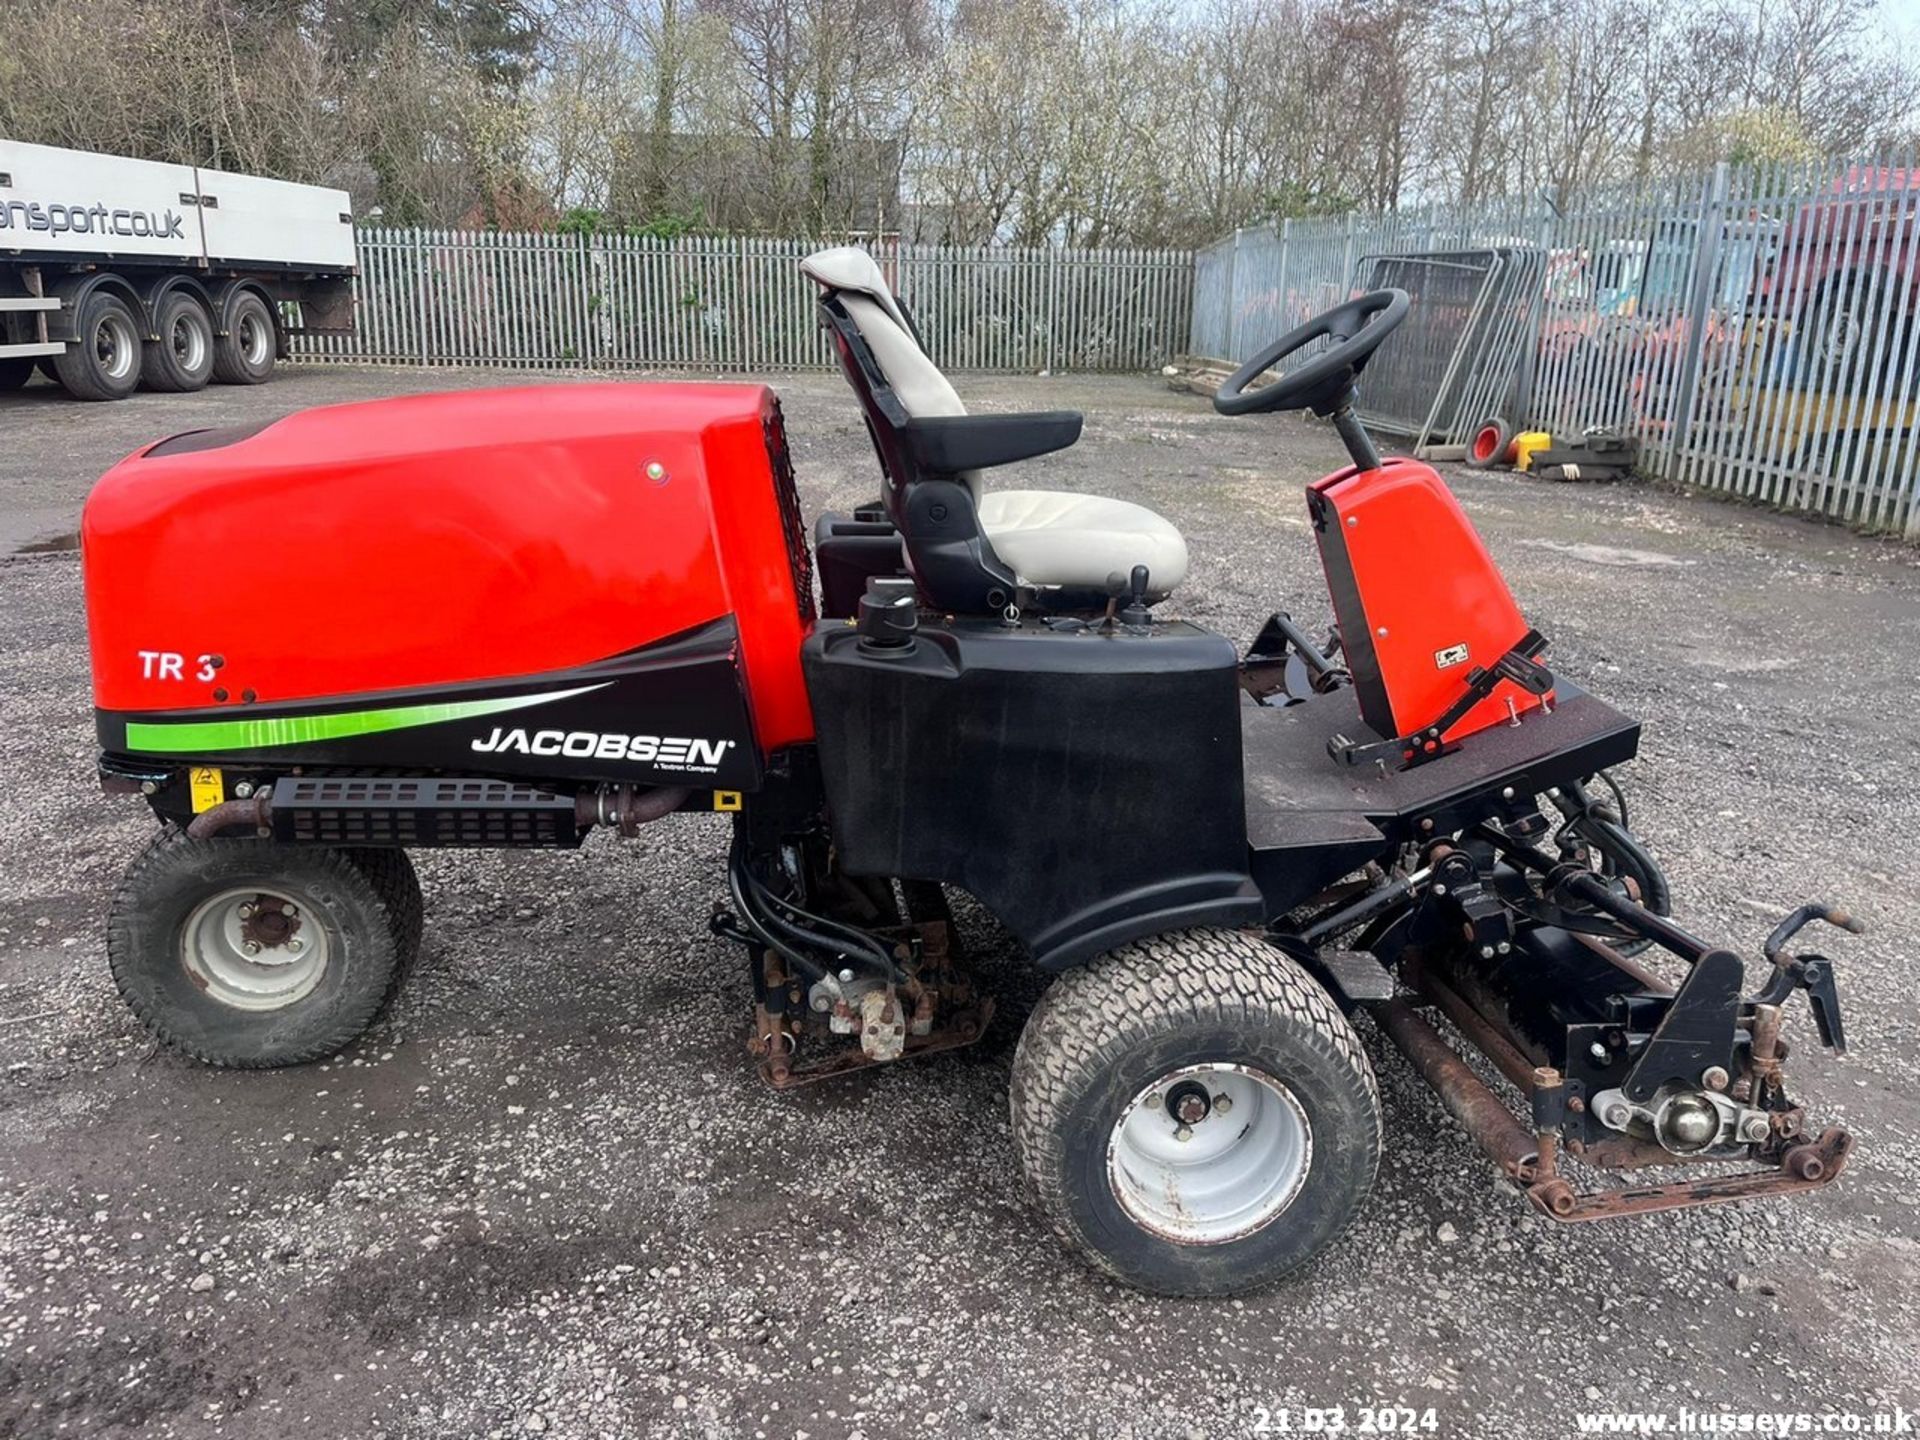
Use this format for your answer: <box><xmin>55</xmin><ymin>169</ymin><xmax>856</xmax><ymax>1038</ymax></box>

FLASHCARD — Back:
<box><xmin>82</xmin><ymin>382</ymin><xmax>817</xmax><ymax>751</ymax></box>
<box><xmin>1310</xmin><ymin>457</ymin><xmax>1549</xmax><ymax>745</ymax></box>
<box><xmin>702</xmin><ymin>406</ymin><xmax>816</xmax><ymax>752</ymax></box>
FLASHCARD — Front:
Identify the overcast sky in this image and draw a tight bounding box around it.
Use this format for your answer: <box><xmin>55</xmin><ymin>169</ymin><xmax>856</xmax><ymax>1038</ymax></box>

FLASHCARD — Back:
<box><xmin>1883</xmin><ymin>0</ymin><xmax>1920</xmax><ymax>49</ymax></box>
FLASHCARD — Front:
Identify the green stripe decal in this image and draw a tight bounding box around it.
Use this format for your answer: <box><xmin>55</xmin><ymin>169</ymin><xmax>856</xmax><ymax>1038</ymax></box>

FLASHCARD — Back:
<box><xmin>123</xmin><ymin>684</ymin><xmax>610</xmax><ymax>754</ymax></box>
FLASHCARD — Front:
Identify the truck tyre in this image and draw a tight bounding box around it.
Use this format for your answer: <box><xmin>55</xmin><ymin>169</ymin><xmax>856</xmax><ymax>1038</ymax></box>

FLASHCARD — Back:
<box><xmin>1010</xmin><ymin>927</ymin><xmax>1380</xmax><ymax>1296</ymax></box>
<box><xmin>141</xmin><ymin>292</ymin><xmax>216</xmax><ymax>392</ymax></box>
<box><xmin>342</xmin><ymin>847</ymin><xmax>425</xmax><ymax>1002</ymax></box>
<box><xmin>107</xmin><ymin>831</ymin><xmax>403</xmax><ymax>1068</ymax></box>
<box><xmin>0</xmin><ymin>357</ymin><xmax>33</xmax><ymax>391</ymax></box>
<box><xmin>51</xmin><ymin>291</ymin><xmax>143</xmax><ymax>401</ymax></box>
<box><xmin>212</xmin><ymin>291</ymin><xmax>277</xmax><ymax>386</ymax></box>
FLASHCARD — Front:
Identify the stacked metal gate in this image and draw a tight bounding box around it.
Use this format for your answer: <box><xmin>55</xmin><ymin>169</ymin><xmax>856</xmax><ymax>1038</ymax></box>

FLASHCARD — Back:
<box><xmin>1350</xmin><ymin>249</ymin><xmax>1544</xmax><ymax>450</ymax></box>
<box><xmin>1190</xmin><ymin>159</ymin><xmax>1920</xmax><ymax>539</ymax></box>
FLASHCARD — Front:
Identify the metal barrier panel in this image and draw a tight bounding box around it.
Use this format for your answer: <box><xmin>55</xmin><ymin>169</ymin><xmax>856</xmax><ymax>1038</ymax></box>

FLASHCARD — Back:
<box><xmin>1349</xmin><ymin>250</ymin><xmax>1548</xmax><ymax>444</ymax></box>
<box><xmin>1349</xmin><ymin>253</ymin><xmax>1497</xmax><ymax>436</ymax></box>
<box><xmin>293</xmin><ymin>232</ymin><xmax>1194</xmax><ymax>376</ymax></box>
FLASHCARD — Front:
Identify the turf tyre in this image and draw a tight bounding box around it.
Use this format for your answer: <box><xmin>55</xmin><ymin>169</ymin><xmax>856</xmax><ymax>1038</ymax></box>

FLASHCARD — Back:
<box><xmin>1010</xmin><ymin>926</ymin><xmax>1380</xmax><ymax>1296</ymax></box>
<box><xmin>342</xmin><ymin>847</ymin><xmax>425</xmax><ymax>1002</ymax></box>
<box><xmin>107</xmin><ymin>831</ymin><xmax>402</xmax><ymax>1068</ymax></box>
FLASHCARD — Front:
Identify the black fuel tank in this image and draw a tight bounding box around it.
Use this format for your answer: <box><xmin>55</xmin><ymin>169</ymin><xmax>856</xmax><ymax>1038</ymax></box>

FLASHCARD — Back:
<box><xmin>802</xmin><ymin>615</ymin><xmax>1263</xmax><ymax>970</ymax></box>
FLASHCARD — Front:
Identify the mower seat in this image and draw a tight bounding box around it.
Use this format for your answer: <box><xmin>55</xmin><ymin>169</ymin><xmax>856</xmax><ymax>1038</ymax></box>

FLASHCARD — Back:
<box><xmin>802</xmin><ymin>247</ymin><xmax>1188</xmax><ymax>606</ymax></box>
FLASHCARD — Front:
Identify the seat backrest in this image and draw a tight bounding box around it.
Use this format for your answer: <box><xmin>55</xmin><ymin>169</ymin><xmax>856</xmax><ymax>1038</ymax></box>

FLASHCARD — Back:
<box><xmin>800</xmin><ymin>247</ymin><xmax>982</xmax><ymax>504</ymax></box>
<box><xmin>803</xmin><ymin>246</ymin><xmax>1019</xmax><ymax>612</ymax></box>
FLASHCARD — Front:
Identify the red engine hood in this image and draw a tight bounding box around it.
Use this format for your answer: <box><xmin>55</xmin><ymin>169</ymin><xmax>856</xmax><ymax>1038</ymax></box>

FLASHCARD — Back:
<box><xmin>82</xmin><ymin>382</ymin><xmax>816</xmax><ymax>752</ymax></box>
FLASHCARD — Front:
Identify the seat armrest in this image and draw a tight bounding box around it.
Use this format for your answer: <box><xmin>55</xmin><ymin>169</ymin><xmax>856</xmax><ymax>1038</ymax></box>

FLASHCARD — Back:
<box><xmin>902</xmin><ymin>411</ymin><xmax>1083</xmax><ymax>474</ymax></box>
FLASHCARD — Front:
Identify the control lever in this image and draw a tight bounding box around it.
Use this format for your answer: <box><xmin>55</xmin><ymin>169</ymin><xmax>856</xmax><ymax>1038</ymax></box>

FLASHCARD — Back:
<box><xmin>1330</xmin><ymin>630</ymin><xmax>1553</xmax><ymax>770</ymax></box>
<box><xmin>1756</xmin><ymin>903</ymin><xmax>1861</xmax><ymax>1053</ymax></box>
<box><xmin>1798</xmin><ymin>958</ymin><xmax>1846</xmax><ymax>1053</ymax></box>
<box><xmin>1757</xmin><ymin>951</ymin><xmax>1848</xmax><ymax>1053</ymax></box>
<box><xmin>1240</xmin><ymin>612</ymin><xmax>1350</xmax><ymax>704</ymax></box>
<box><xmin>1117</xmin><ymin>565</ymin><xmax>1152</xmax><ymax>629</ymax></box>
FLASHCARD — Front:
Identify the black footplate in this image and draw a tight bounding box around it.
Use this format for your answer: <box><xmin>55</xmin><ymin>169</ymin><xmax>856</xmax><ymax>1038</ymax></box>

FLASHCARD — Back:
<box><xmin>1301</xmin><ymin>948</ymin><xmax>1397</xmax><ymax>1005</ymax></box>
<box><xmin>271</xmin><ymin>775</ymin><xmax>582</xmax><ymax>848</ymax></box>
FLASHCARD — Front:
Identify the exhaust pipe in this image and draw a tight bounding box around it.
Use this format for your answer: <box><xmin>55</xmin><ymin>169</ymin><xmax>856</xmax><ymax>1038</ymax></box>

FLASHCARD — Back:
<box><xmin>186</xmin><ymin>788</ymin><xmax>274</xmax><ymax>839</ymax></box>
<box><xmin>576</xmin><ymin>785</ymin><xmax>691</xmax><ymax>836</ymax></box>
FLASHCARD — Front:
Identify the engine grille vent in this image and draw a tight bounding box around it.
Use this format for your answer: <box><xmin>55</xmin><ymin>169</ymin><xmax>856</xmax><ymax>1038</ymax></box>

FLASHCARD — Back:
<box><xmin>273</xmin><ymin>776</ymin><xmax>580</xmax><ymax>849</ymax></box>
<box><xmin>765</xmin><ymin>401</ymin><xmax>817</xmax><ymax>622</ymax></box>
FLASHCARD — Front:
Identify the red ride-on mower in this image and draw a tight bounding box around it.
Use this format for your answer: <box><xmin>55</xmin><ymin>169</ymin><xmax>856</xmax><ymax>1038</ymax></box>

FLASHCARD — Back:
<box><xmin>81</xmin><ymin>249</ymin><xmax>1860</xmax><ymax>1294</ymax></box>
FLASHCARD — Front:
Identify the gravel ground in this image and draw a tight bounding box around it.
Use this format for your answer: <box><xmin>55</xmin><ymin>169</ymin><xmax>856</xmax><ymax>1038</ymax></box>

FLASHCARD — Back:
<box><xmin>2</xmin><ymin>365</ymin><xmax>1917</xmax><ymax>1440</ymax></box>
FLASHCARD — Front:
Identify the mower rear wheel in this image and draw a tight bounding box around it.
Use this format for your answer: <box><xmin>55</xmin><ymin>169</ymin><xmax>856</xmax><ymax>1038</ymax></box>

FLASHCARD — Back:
<box><xmin>1010</xmin><ymin>927</ymin><xmax>1380</xmax><ymax>1295</ymax></box>
<box><xmin>107</xmin><ymin>831</ymin><xmax>403</xmax><ymax>1068</ymax></box>
<box><xmin>342</xmin><ymin>847</ymin><xmax>425</xmax><ymax>1002</ymax></box>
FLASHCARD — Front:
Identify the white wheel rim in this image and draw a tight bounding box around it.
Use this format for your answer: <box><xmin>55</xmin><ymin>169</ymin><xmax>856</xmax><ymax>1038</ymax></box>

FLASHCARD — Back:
<box><xmin>96</xmin><ymin>313</ymin><xmax>136</xmax><ymax>381</ymax></box>
<box><xmin>180</xmin><ymin>885</ymin><xmax>331</xmax><ymax>1012</ymax></box>
<box><xmin>1107</xmin><ymin>1062</ymin><xmax>1312</xmax><ymax>1245</ymax></box>
<box><xmin>171</xmin><ymin>312</ymin><xmax>207</xmax><ymax>371</ymax></box>
<box><xmin>239</xmin><ymin>311</ymin><xmax>271</xmax><ymax>365</ymax></box>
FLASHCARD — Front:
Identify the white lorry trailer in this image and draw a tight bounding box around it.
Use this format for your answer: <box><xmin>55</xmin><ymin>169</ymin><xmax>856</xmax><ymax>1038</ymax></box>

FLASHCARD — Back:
<box><xmin>0</xmin><ymin>140</ymin><xmax>355</xmax><ymax>401</ymax></box>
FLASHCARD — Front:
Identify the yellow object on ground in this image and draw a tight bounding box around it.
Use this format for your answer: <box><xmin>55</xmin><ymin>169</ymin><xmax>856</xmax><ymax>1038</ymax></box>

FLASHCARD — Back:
<box><xmin>1511</xmin><ymin>431</ymin><xmax>1551</xmax><ymax>473</ymax></box>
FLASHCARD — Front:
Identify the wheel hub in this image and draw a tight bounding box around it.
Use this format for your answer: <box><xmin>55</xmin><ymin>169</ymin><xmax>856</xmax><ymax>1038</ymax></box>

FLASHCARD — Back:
<box><xmin>1166</xmin><ymin>1080</ymin><xmax>1212</xmax><ymax>1126</ymax></box>
<box><xmin>180</xmin><ymin>885</ymin><xmax>330</xmax><ymax>1012</ymax></box>
<box><xmin>240</xmin><ymin>313</ymin><xmax>271</xmax><ymax>366</ymax></box>
<box><xmin>171</xmin><ymin>315</ymin><xmax>207</xmax><ymax>369</ymax></box>
<box><xmin>1107</xmin><ymin>1062</ymin><xmax>1312</xmax><ymax>1245</ymax></box>
<box><xmin>95</xmin><ymin>316</ymin><xmax>134</xmax><ymax>380</ymax></box>
<box><xmin>238</xmin><ymin>897</ymin><xmax>301</xmax><ymax>950</ymax></box>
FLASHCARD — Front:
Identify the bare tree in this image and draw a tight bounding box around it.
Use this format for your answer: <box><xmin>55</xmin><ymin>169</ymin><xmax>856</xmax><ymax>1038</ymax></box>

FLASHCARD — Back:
<box><xmin>4</xmin><ymin>0</ymin><xmax>1919</xmax><ymax>239</ymax></box>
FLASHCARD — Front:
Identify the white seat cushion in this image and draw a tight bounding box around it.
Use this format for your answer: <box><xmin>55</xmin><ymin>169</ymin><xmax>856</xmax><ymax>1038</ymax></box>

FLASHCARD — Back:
<box><xmin>802</xmin><ymin>245</ymin><xmax>1190</xmax><ymax>599</ymax></box>
<box><xmin>977</xmin><ymin>490</ymin><xmax>1189</xmax><ymax>596</ymax></box>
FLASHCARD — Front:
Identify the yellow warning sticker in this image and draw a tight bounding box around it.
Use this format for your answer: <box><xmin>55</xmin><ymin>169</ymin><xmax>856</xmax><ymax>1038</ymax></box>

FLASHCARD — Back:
<box><xmin>188</xmin><ymin>766</ymin><xmax>224</xmax><ymax>814</ymax></box>
<box><xmin>713</xmin><ymin>790</ymin><xmax>743</xmax><ymax>812</ymax></box>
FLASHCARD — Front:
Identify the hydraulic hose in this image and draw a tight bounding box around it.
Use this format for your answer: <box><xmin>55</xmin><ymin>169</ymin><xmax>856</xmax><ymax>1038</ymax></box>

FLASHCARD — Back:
<box><xmin>726</xmin><ymin>839</ymin><xmax>900</xmax><ymax>982</ymax></box>
<box><xmin>724</xmin><ymin>845</ymin><xmax>827</xmax><ymax>983</ymax></box>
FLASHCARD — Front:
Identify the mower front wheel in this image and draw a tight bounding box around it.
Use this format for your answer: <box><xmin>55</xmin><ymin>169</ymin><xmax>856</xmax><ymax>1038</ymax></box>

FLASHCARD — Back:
<box><xmin>1010</xmin><ymin>927</ymin><xmax>1380</xmax><ymax>1296</ymax></box>
<box><xmin>107</xmin><ymin>832</ymin><xmax>405</xmax><ymax>1067</ymax></box>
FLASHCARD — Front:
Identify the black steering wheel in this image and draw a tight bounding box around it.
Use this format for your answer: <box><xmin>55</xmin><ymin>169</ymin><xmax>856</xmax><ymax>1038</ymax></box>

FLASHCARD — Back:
<box><xmin>1213</xmin><ymin>289</ymin><xmax>1410</xmax><ymax>417</ymax></box>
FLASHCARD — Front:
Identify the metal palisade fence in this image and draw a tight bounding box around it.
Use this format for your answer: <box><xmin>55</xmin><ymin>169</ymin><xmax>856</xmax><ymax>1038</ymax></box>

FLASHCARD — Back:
<box><xmin>1192</xmin><ymin>158</ymin><xmax>1920</xmax><ymax>538</ymax></box>
<box><xmin>294</xmin><ymin>231</ymin><xmax>1194</xmax><ymax>376</ymax></box>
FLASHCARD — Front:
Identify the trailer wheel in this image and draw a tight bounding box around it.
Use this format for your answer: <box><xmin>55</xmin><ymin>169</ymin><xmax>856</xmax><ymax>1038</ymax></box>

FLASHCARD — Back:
<box><xmin>0</xmin><ymin>357</ymin><xmax>33</xmax><ymax>391</ymax></box>
<box><xmin>1010</xmin><ymin>928</ymin><xmax>1380</xmax><ymax>1296</ymax></box>
<box><xmin>51</xmin><ymin>291</ymin><xmax>143</xmax><ymax>401</ymax></box>
<box><xmin>212</xmin><ymin>292</ymin><xmax>277</xmax><ymax>386</ymax></box>
<box><xmin>342</xmin><ymin>847</ymin><xmax>425</xmax><ymax>1001</ymax></box>
<box><xmin>107</xmin><ymin>831</ymin><xmax>402</xmax><ymax>1068</ymax></box>
<box><xmin>141</xmin><ymin>293</ymin><xmax>215</xmax><ymax>393</ymax></box>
